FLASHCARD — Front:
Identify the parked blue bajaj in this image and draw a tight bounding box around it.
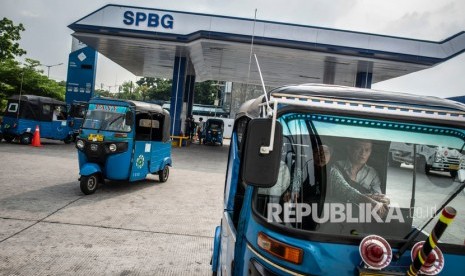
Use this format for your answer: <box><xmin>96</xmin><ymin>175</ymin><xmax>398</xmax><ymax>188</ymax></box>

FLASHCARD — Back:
<box><xmin>203</xmin><ymin>118</ymin><xmax>224</xmax><ymax>145</ymax></box>
<box><xmin>1</xmin><ymin>95</ymin><xmax>73</xmax><ymax>144</ymax></box>
<box><xmin>76</xmin><ymin>98</ymin><xmax>172</xmax><ymax>195</ymax></box>
<box><xmin>68</xmin><ymin>101</ymin><xmax>87</xmax><ymax>141</ymax></box>
<box><xmin>212</xmin><ymin>84</ymin><xmax>465</xmax><ymax>275</ymax></box>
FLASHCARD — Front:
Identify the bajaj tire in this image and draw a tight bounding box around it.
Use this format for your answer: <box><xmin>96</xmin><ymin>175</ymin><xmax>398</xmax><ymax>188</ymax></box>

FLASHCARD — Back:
<box><xmin>80</xmin><ymin>174</ymin><xmax>99</xmax><ymax>195</ymax></box>
<box><xmin>63</xmin><ymin>135</ymin><xmax>73</xmax><ymax>144</ymax></box>
<box><xmin>3</xmin><ymin>134</ymin><xmax>14</xmax><ymax>143</ymax></box>
<box><xmin>450</xmin><ymin>170</ymin><xmax>458</xmax><ymax>178</ymax></box>
<box><xmin>20</xmin><ymin>133</ymin><xmax>32</xmax><ymax>145</ymax></box>
<box><xmin>158</xmin><ymin>166</ymin><xmax>169</xmax><ymax>183</ymax></box>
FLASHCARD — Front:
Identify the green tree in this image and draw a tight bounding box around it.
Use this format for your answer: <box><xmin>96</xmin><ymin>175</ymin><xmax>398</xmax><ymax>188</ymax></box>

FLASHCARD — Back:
<box><xmin>0</xmin><ymin>58</ymin><xmax>66</xmax><ymax>110</ymax></box>
<box><xmin>137</xmin><ymin>77</ymin><xmax>172</xmax><ymax>101</ymax></box>
<box><xmin>194</xmin><ymin>80</ymin><xmax>219</xmax><ymax>105</ymax></box>
<box><xmin>94</xmin><ymin>89</ymin><xmax>112</xmax><ymax>98</ymax></box>
<box><xmin>115</xmin><ymin>81</ymin><xmax>141</xmax><ymax>100</ymax></box>
<box><xmin>0</xmin><ymin>17</ymin><xmax>26</xmax><ymax>61</ymax></box>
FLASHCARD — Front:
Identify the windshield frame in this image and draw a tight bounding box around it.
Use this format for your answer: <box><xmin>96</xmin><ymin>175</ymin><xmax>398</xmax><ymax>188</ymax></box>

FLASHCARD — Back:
<box><xmin>249</xmin><ymin>108</ymin><xmax>465</xmax><ymax>253</ymax></box>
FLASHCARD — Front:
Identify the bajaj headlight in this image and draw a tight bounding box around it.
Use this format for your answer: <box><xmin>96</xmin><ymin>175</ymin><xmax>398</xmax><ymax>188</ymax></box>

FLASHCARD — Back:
<box><xmin>109</xmin><ymin>143</ymin><xmax>117</xmax><ymax>152</ymax></box>
<box><xmin>76</xmin><ymin>139</ymin><xmax>85</xmax><ymax>150</ymax></box>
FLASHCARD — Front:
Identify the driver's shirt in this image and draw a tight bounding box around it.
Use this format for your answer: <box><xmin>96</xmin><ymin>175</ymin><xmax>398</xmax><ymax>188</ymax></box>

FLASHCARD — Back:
<box><xmin>336</xmin><ymin>159</ymin><xmax>381</xmax><ymax>194</ymax></box>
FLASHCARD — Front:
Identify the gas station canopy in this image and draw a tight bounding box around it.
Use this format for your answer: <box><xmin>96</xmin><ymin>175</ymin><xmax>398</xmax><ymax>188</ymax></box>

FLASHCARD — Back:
<box><xmin>69</xmin><ymin>4</ymin><xmax>465</xmax><ymax>87</ymax></box>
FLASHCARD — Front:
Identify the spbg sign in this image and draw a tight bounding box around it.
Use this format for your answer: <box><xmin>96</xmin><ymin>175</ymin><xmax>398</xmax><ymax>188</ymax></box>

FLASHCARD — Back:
<box><xmin>123</xmin><ymin>11</ymin><xmax>174</xmax><ymax>29</ymax></box>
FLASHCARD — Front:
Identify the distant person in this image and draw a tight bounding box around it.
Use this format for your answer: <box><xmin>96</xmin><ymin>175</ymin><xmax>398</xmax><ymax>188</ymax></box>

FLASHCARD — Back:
<box><xmin>53</xmin><ymin>107</ymin><xmax>65</xmax><ymax>121</ymax></box>
<box><xmin>185</xmin><ymin>115</ymin><xmax>195</xmax><ymax>139</ymax></box>
<box><xmin>197</xmin><ymin>117</ymin><xmax>205</xmax><ymax>144</ymax></box>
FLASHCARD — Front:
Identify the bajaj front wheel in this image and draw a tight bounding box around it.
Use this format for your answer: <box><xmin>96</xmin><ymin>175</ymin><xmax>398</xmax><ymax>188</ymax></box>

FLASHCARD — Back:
<box><xmin>63</xmin><ymin>135</ymin><xmax>73</xmax><ymax>144</ymax></box>
<box><xmin>20</xmin><ymin>133</ymin><xmax>32</xmax><ymax>145</ymax></box>
<box><xmin>80</xmin><ymin>174</ymin><xmax>99</xmax><ymax>195</ymax></box>
<box><xmin>158</xmin><ymin>166</ymin><xmax>169</xmax><ymax>183</ymax></box>
<box><xmin>3</xmin><ymin>134</ymin><xmax>14</xmax><ymax>143</ymax></box>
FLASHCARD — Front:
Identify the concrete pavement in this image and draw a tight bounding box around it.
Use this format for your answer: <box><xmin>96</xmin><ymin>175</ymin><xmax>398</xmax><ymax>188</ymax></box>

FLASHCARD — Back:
<box><xmin>0</xmin><ymin>139</ymin><xmax>229</xmax><ymax>275</ymax></box>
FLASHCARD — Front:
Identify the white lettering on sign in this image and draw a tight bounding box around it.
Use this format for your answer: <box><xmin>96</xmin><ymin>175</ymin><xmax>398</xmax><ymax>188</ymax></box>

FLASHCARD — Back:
<box><xmin>95</xmin><ymin>105</ymin><xmax>117</xmax><ymax>111</ymax></box>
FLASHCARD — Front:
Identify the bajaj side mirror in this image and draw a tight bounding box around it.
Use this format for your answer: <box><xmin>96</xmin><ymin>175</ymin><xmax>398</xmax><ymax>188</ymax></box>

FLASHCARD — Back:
<box><xmin>125</xmin><ymin>111</ymin><xmax>134</xmax><ymax>126</ymax></box>
<box><xmin>241</xmin><ymin>118</ymin><xmax>283</xmax><ymax>188</ymax></box>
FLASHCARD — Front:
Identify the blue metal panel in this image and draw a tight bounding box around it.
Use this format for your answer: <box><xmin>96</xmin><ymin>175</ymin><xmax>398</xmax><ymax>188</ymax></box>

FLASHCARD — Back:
<box><xmin>149</xmin><ymin>141</ymin><xmax>171</xmax><ymax>173</ymax></box>
<box><xmin>185</xmin><ymin>75</ymin><xmax>196</xmax><ymax>116</ymax></box>
<box><xmin>170</xmin><ymin>56</ymin><xmax>186</xmax><ymax>136</ymax></box>
<box><xmin>129</xmin><ymin>141</ymin><xmax>152</xmax><ymax>181</ymax></box>
<box><xmin>211</xmin><ymin>225</ymin><xmax>221</xmax><ymax>273</ymax></box>
<box><xmin>104</xmin><ymin>150</ymin><xmax>133</xmax><ymax>180</ymax></box>
<box><xmin>77</xmin><ymin>150</ymin><xmax>87</xmax><ymax>169</ymax></box>
<box><xmin>233</xmin><ymin>185</ymin><xmax>254</xmax><ymax>276</ymax></box>
<box><xmin>80</xmin><ymin>163</ymin><xmax>102</xmax><ymax>176</ymax></box>
<box><xmin>224</xmin><ymin>133</ymin><xmax>240</xmax><ymax>211</ymax></box>
<box><xmin>65</xmin><ymin>46</ymin><xmax>97</xmax><ymax>105</ymax></box>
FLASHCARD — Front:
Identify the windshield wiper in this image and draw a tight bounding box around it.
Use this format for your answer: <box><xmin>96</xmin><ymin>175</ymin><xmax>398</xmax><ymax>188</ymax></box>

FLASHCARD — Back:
<box><xmin>107</xmin><ymin>114</ymin><xmax>124</xmax><ymax>128</ymax></box>
<box><xmin>394</xmin><ymin>181</ymin><xmax>465</xmax><ymax>260</ymax></box>
<box><xmin>97</xmin><ymin>114</ymin><xmax>124</xmax><ymax>132</ymax></box>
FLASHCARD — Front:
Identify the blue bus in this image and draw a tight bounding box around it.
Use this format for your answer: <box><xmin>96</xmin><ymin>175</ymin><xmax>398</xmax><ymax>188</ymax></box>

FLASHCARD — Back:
<box><xmin>212</xmin><ymin>84</ymin><xmax>465</xmax><ymax>275</ymax></box>
<box><xmin>1</xmin><ymin>95</ymin><xmax>73</xmax><ymax>144</ymax></box>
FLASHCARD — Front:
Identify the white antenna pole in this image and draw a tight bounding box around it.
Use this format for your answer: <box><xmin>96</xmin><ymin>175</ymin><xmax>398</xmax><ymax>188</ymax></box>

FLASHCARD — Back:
<box><xmin>254</xmin><ymin>54</ymin><xmax>270</xmax><ymax>111</ymax></box>
<box><xmin>245</xmin><ymin>9</ymin><xmax>257</xmax><ymax>95</ymax></box>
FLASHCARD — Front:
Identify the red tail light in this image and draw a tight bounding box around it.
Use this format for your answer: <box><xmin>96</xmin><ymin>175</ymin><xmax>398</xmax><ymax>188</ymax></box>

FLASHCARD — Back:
<box><xmin>359</xmin><ymin>235</ymin><xmax>392</xmax><ymax>269</ymax></box>
<box><xmin>410</xmin><ymin>242</ymin><xmax>444</xmax><ymax>275</ymax></box>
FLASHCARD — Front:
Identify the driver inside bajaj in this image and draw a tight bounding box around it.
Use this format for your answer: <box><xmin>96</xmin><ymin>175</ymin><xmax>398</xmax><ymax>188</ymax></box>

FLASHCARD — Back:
<box><xmin>329</xmin><ymin>139</ymin><xmax>390</xmax><ymax>217</ymax></box>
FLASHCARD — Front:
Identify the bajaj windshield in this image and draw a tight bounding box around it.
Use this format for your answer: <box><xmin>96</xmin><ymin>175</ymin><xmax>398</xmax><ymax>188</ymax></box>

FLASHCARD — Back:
<box><xmin>253</xmin><ymin>112</ymin><xmax>465</xmax><ymax>245</ymax></box>
<box><xmin>82</xmin><ymin>104</ymin><xmax>131</xmax><ymax>132</ymax></box>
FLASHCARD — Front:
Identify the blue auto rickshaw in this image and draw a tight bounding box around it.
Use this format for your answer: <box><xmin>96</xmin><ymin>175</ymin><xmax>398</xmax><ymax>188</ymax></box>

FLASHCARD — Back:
<box><xmin>1</xmin><ymin>95</ymin><xmax>73</xmax><ymax>144</ymax></box>
<box><xmin>75</xmin><ymin>97</ymin><xmax>172</xmax><ymax>195</ymax></box>
<box><xmin>203</xmin><ymin>118</ymin><xmax>224</xmax><ymax>145</ymax></box>
<box><xmin>212</xmin><ymin>84</ymin><xmax>465</xmax><ymax>275</ymax></box>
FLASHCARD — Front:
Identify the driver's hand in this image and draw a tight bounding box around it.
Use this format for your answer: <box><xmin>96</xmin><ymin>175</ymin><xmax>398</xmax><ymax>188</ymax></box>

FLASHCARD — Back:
<box><xmin>283</xmin><ymin>191</ymin><xmax>299</xmax><ymax>202</ymax></box>
<box><xmin>368</xmin><ymin>194</ymin><xmax>390</xmax><ymax>205</ymax></box>
<box><xmin>375</xmin><ymin>202</ymin><xmax>389</xmax><ymax>218</ymax></box>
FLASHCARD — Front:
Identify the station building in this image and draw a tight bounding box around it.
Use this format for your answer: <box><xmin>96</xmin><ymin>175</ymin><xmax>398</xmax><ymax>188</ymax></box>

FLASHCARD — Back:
<box><xmin>66</xmin><ymin>4</ymin><xmax>465</xmax><ymax>135</ymax></box>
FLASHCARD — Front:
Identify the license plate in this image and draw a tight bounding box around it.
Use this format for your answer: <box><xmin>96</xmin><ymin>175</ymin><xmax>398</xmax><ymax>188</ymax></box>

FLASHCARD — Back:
<box><xmin>449</xmin><ymin>164</ymin><xmax>459</xmax><ymax>170</ymax></box>
<box><xmin>88</xmin><ymin>134</ymin><xmax>104</xmax><ymax>142</ymax></box>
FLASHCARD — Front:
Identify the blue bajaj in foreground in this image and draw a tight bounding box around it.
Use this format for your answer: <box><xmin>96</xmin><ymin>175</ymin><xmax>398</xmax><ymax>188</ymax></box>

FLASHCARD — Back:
<box><xmin>212</xmin><ymin>84</ymin><xmax>465</xmax><ymax>275</ymax></box>
<box><xmin>76</xmin><ymin>98</ymin><xmax>172</xmax><ymax>195</ymax></box>
<box><xmin>1</xmin><ymin>95</ymin><xmax>73</xmax><ymax>144</ymax></box>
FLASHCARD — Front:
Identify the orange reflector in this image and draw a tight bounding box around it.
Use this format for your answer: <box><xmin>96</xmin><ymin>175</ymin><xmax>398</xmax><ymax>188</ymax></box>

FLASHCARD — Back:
<box><xmin>257</xmin><ymin>232</ymin><xmax>303</xmax><ymax>265</ymax></box>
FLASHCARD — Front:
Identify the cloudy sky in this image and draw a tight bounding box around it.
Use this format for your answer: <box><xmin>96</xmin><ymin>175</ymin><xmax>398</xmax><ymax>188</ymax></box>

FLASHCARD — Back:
<box><xmin>1</xmin><ymin>0</ymin><xmax>464</xmax><ymax>97</ymax></box>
